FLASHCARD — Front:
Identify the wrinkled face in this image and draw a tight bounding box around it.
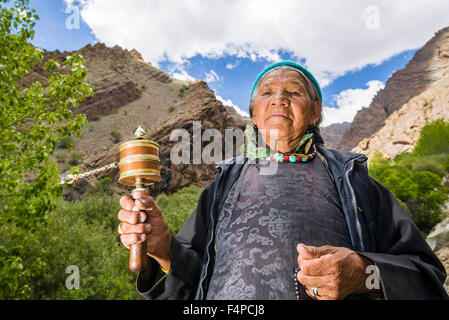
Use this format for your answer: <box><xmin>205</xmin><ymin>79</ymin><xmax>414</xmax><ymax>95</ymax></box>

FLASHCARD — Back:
<box><xmin>252</xmin><ymin>69</ymin><xmax>321</xmax><ymax>143</ymax></box>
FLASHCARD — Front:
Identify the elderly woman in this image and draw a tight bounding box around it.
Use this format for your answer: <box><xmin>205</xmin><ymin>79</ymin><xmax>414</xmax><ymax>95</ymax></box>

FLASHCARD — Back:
<box><xmin>117</xmin><ymin>61</ymin><xmax>448</xmax><ymax>300</ymax></box>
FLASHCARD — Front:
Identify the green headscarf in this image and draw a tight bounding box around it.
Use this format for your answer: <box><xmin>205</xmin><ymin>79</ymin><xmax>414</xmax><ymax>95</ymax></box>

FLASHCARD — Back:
<box><xmin>250</xmin><ymin>61</ymin><xmax>322</xmax><ymax>102</ymax></box>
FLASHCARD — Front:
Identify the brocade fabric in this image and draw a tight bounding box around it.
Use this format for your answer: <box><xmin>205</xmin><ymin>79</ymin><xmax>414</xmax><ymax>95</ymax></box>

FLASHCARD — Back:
<box><xmin>206</xmin><ymin>157</ymin><xmax>353</xmax><ymax>300</ymax></box>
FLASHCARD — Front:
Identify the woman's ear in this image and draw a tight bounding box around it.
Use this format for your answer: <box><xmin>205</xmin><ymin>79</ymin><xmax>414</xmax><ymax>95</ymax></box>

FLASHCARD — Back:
<box><xmin>310</xmin><ymin>100</ymin><xmax>322</xmax><ymax>125</ymax></box>
<box><xmin>252</xmin><ymin>115</ymin><xmax>258</xmax><ymax>127</ymax></box>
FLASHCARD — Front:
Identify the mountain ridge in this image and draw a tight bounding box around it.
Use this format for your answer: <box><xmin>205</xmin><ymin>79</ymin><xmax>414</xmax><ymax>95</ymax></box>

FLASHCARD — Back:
<box><xmin>338</xmin><ymin>26</ymin><xmax>449</xmax><ymax>152</ymax></box>
<box><xmin>23</xmin><ymin>42</ymin><xmax>249</xmax><ymax>198</ymax></box>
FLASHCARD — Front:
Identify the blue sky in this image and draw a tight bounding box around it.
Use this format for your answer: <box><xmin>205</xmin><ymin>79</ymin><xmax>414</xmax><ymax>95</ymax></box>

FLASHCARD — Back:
<box><xmin>29</xmin><ymin>0</ymin><xmax>448</xmax><ymax>126</ymax></box>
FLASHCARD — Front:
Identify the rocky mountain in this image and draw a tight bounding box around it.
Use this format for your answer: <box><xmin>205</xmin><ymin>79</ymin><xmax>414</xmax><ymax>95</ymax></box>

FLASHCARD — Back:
<box><xmin>320</xmin><ymin>122</ymin><xmax>351</xmax><ymax>150</ymax></box>
<box><xmin>351</xmin><ymin>27</ymin><xmax>449</xmax><ymax>160</ymax></box>
<box><xmin>352</xmin><ymin>77</ymin><xmax>449</xmax><ymax>160</ymax></box>
<box><xmin>26</xmin><ymin>43</ymin><xmax>249</xmax><ymax>198</ymax></box>
<box><xmin>69</xmin><ymin>79</ymin><xmax>250</xmax><ymax>199</ymax></box>
<box><xmin>338</xmin><ymin>26</ymin><xmax>449</xmax><ymax>152</ymax></box>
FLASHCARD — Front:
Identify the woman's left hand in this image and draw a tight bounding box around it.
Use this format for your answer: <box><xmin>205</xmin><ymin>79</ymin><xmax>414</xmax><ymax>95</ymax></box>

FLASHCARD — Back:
<box><xmin>296</xmin><ymin>243</ymin><xmax>373</xmax><ymax>300</ymax></box>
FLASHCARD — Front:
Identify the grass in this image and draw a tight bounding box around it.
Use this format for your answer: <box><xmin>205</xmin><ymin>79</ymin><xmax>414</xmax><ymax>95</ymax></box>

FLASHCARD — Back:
<box><xmin>68</xmin><ymin>153</ymin><xmax>83</xmax><ymax>165</ymax></box>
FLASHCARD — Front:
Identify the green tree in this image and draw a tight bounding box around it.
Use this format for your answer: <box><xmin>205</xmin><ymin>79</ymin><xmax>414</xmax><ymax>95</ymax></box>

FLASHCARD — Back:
<box><xmin>413</xmin><ymin>119</ymin><xmax>449</xmax><ymax>156</ymax></box>
<box><xmin>369</xmin><ymin>154</ymin><xmax>449</xmax><ymax>234</ymax></box>
<box><xmin>369</xmin><ymin>119</ymin><xmax>449</xmax><ymax>235</ymax></box>
<box><xmin>0</xmin><ymin>0</ymin><xmax>93</xmax><ymax>298</ymax></box>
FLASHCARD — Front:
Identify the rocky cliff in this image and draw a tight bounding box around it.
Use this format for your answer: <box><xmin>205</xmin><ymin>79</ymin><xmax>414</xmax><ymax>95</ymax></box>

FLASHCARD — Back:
<box><xmin>352</xmin><ymin>77</ymin><xmax>449</xmax><ymax>160</ymax></box>
<box><xmin>352</xmin><ymin>28</ymin><xmax>449</xmax><ymax>160</ymax></box>
<box><xmin>339</xmin><ymin>26</ymin><xmax>449</xmax><ymax>152</ymax></box>
<box><xmin>25</xmin><ymin>43</ymin><xmax>248</xmax><ymax>199</ymax></box>
<box><xmin>68</xmin><ymin>79</ymin><xmax>249</xmax><ymax>199</ymax></box>
<box><xmin>320</xmin><ymin>122</ymin><xmax>351</xmax><ymax>150</ymax></box>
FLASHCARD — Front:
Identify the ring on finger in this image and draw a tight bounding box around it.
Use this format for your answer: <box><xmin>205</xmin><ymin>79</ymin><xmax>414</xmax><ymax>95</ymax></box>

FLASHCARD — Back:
<box><xmin>118</xmin><ymin>223</ymin><xmax>124</xmax><ymax>235</ymax></box>
<box><xmin>310</xmin><ymin>287</ymin><xmax>319</xmax><ymax>297</ymax></box>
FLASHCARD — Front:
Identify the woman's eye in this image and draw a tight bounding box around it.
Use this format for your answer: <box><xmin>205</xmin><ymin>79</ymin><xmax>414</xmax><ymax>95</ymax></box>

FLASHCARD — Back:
<box><xmin>261</xmin><ymin>91</ymin><xmax>271</xmax><ymax>95</ymax></box>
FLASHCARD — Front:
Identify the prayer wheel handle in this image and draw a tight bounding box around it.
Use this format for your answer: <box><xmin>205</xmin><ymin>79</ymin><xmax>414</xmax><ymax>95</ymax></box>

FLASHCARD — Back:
<box><xmin>129</xmin><ymin>179</ymin><xmax>148</xmax><ymax>272</ymax></box>
<box><xmin>118</xmin><ymin>126</ymin><xmax>161</xmax><ymax>272</ymax></box>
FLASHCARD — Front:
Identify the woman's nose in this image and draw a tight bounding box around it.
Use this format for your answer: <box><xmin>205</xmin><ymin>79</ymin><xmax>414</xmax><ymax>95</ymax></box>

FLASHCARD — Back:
<box><xmin>271</xmin><ymin>91</ymin><xmax>288</xmax><ymax>107</ymax></box>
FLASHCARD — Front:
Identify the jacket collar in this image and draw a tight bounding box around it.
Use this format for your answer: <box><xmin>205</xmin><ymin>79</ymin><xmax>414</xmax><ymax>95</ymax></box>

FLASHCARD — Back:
<box><xmin>214</xmin><ymin>154</ymin><xmax>248</xmax><ymax>170</ymax></box>
<box><xmin>214</xmin><ymin>146</ymin><xmax>367</xmax><ymax>174</ymax></box>
<box><xmin>315</xmin><ymin>145</ymin><xmax>367</xmax><ymax>179</ymax></box>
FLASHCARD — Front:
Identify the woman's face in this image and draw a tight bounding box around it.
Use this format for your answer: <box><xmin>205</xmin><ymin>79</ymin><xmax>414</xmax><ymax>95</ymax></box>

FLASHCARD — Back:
<box><xmin>251</xmin><ymin>69</ymin><xmax>321</xmax><ymax>144</ymax></box>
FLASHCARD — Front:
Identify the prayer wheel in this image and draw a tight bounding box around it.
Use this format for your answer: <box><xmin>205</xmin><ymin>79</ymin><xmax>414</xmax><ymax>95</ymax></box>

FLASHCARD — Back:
<box><xmin>118</xmin><ymin>127</ymin><xmax>161</xmax><ymax>187</ymax></box>
<box><xmin>118</xmin><ymin>126</ymin><xmax>161</xmax><ymax>272</ymax></box>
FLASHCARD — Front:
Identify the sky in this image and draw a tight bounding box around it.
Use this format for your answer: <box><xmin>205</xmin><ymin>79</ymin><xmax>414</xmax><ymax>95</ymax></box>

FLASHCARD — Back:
<box><xmin>28</xmin><ymin>0</ymin><xmax>449</xmax><ymax>127</ymax></box>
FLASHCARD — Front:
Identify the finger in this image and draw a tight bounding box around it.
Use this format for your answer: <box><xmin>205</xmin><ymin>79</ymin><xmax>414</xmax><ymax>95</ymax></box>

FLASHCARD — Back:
<box><xmin>132</xmin><ymin>193</ymin><xmax>157</xmax><ymax>211</ymax></box>
<box><xmin>297</xmin><ymin>272</ymin><xmax>332</xmax><ymax>290</ymax></box>
<box><xmin>132</xmin><ymin>189</ymin><xmax>148</xmax><ymax>200</ymax></box>
<box><xmin>120</xmin><ymin>195</ymin><xmax>135</xmax><ymax>211</ymax></box>
<box><xmin>298</xmin><ymin>255</ymin><xmax>334</xmax><ymax>276</ymax></box>
<box><xmin>118</xmin><ymin>210</ymin><xmax>147</xmax><ymax>225</ymax></box>
<box><xmin>306</xmin><ymin>287</ymin><xmax>340</xmax><ymax>300</ymax></box>
<box><xmin>120</xmin><ymin>233</ymin><xmax>146</xmax><ymax>247</ymax></box>
<box><xmin>297</xmin><ymin>243</ymin><xmax>333</xmax><ymax>260</ymax></box>
<box><xmin>120</xmin><ymin>222</ymin><xmax>152</xmax><ymax>234</ymax></box>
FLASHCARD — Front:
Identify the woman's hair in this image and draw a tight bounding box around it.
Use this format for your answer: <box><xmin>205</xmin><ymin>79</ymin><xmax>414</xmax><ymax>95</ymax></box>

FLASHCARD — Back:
<box><xmin>249</xmin><ymin>65</ymin><xmax>324</xmax><ymax>145</ymax></box>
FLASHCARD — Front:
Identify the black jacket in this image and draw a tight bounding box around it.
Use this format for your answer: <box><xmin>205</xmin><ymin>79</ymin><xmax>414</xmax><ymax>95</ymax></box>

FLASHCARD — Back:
<box><xmin>136</xmin><ymin>146</ymin><xmax>448</xmax><ymax>300</ymax></box>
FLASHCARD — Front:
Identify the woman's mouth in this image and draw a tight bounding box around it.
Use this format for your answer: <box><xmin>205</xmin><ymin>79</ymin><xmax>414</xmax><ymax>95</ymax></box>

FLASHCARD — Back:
<box><xmin>270</xmin><ymin>113</ymin><xmax>289</xmax><ymax>119</ymax></box>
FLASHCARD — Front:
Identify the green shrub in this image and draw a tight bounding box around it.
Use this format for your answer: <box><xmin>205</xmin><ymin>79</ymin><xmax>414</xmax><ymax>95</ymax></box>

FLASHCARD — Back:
<box><xmin>368</xmin><ymin>119</ymin><xmax>449</xmax><ymax>235</ymax></box>
<box><xmin>58</xmin><ymin>136</ymin><xmax>75</xmax><ymax>150</ymax></box>
<box><xmin>156</xmin><ymin>186</ymin><xmax>203</xmax><ymax>236</ymax></box>
<box><xmin>167</xmin><ymin>105</ymin><xmax>175</xmax><ymax>113</ymax></box>
<box><xmin>413</xmin><ymin>119</ymin><xmax>449</xmax><ymax>156</ymax></box>
<box><xmin>443</xmin><ymin>155</ymin><xmax>449</xmax><ymax>173</ymax></box>
<box><xmin>0</xmin><ymin>192</ymin><xmax>140</xmax><ymax>299</ymax></box>
<box><xmin>398</xmin><ymin>153</ymin><xmax>448</xmax><ymax>177</ymax></box>
<box><xmin>0</xmin><ymin>185</ymin><xmax>204</xmax><ymax>299</ymax></box>
<box><xmin>178</xmin><ymin>84</ymin><xmax>190</xmax><ymax>98</ymax></box>
<box><xmin>96</xmin><ymin>177</ymin><xmax>113</xmax><ymax>194</ymax></box>
<box><xmin>111</xmin><ymin>131</ymin><xmax>122</xmax><ymax>143</ymax></box>
<box><xmin>369</xmin><ymin>153</ymin><xmax>449</xmax><ymax>235</ymax></box>
<box><xmin>55</xmin><ymin>153</ymin><xmax>66</xmax><ymax>163</ymax></box>
<box><xmin>69</xmin><ymin>153</ymin><xmax>84</xmax><ymax>166</ymax></box>
<box><xmin>91</xmin><ymin>114</ymin><xmax>101</xmax><ymax>121</ymax></box>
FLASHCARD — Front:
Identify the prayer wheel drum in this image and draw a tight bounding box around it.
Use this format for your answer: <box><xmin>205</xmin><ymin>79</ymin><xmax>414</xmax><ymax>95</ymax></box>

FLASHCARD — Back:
<box><xmin>118</xmin><ymin>139</ymin><xmax>161</xmax><ymax>187</ymax></box>
<box><xmin>118</xmin><ymin>128</ymin><xmax>161</xmax><ymax>272</ymax></box>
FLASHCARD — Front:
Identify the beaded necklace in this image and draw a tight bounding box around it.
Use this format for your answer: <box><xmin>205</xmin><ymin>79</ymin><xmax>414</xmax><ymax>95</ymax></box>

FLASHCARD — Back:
<box><xmin>242</xmin><ymin>125</ymin><xmax>317</xmax><ymax>163</ymax></box>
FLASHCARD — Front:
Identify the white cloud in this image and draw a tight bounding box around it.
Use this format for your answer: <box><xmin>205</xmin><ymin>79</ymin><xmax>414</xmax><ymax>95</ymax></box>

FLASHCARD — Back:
<box><xmin>67</xmin><ymin>0</ymin><xmax>449</xmax><ymax>87</ymax></box>
<box><xmin>322</xmin><ymin>80</ymin><xmax>385</xmax><ymax>126</ymax></box>
<box><xmin>204</xmin><ymin>69</ymin><xmax>221</xmax><ymax>83</ymax></box>
<box><xmin>166</xmin><ymin>63</ymin><xmax>196</xmax><ymax>81</ymax></box>
<box><xmin>216</xmin><ymin>95</ymin><xmax>250</xmax><ymax>118</ymax></box>
<box><xmin>226</xmin><ymin>61</ymin><xmax>240</xmax><ymax>70</ymax></box>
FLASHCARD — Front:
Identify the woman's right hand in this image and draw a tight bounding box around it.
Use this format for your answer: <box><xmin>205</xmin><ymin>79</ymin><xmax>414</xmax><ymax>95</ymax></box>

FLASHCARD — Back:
<box><xmin>118</xmin><ymin>189</ymin><xmax>172</xmax><ymax>271</ymax></box>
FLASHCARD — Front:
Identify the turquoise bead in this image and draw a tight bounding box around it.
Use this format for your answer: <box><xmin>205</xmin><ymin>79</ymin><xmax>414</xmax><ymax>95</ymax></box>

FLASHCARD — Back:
<box><xmin>289</xmin><ymin>156</ymin><xmax>296</xmax><ymax>162</ymax></box>
<box><xmin>302</xmin><ymin>157</ymin><xmax>307</xmax><ymax>162</ymax></box>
